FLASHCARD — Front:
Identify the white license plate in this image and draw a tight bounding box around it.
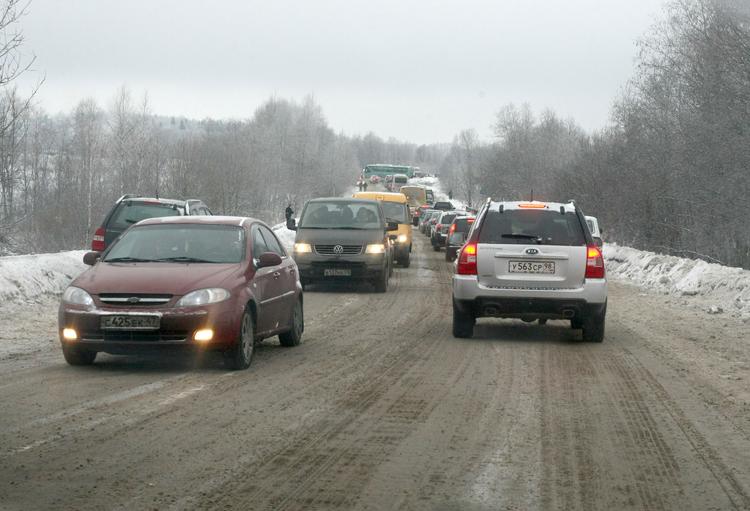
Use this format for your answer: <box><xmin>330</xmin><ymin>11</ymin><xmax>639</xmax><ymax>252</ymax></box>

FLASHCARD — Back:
<box><xmin>324</xmin><ymin>268</ymin><xmax>351</xmax><ymax>277</ymax></box>
<box><xmin>101</xmin><ymin>315</ymin><xmax>160</xmax><ymax>330</ymax></box>
<box><xmin>508</xmin><ymin>261</ymin><xmax>555</xmax><ymax>274</ymax></box>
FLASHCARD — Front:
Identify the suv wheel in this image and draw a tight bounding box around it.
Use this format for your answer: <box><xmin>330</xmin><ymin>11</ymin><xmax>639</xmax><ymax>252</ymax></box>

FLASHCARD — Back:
<box><xmin>582</xmin><ymin>305</ymin><xmax>606</xmax><ymax>343</ymax></box>
<box><xmin>224</xmin><ymin>310</ymin><xmax>255</xmax><ymax>370</ymax></box>
<box><xmin>452</xmin><ymin>301</ymin><xmax>475</xmax><ymax>338</ymax></box>
<box><xmin>279</xmin><ymin>299</ymin><xmax>303</xmax><ymax>347</ymax></box>
<box><xmin>374</xmin><ymin>270</ymin><xmax>388</xmax><ymax>293</ymax></box>
<box><xmin>62</xmin><ymin>345</ymin><xmax>97</xmax><ymax>366</ymax></box>
<box><xmin>399</xmin><ymin>251</ymin><xmax>410</xmax><ymax>268</ymax></box>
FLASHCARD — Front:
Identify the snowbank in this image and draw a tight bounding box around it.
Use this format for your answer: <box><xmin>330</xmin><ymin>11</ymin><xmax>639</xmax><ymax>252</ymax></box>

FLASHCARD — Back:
<box><xmin>604</xmin><ymin>243</ymin><xmax>750</xmax><ymax>316</ymax></box>
<box><xmin>0</xmin><ymin>251</ymin><xmax>88</xmax><ymax>304</ymax></box>
<box><xmin>408</xmin><ymin>176</ymin><xmax>469</xmax><ymax>211</ymax></box>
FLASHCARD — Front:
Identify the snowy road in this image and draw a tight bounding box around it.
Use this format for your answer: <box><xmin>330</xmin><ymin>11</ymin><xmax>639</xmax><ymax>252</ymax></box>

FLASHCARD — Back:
<box><xmin>1</xmin><ymin>232</ymin><xmax>749</xmax><ymax>510</ymax></box>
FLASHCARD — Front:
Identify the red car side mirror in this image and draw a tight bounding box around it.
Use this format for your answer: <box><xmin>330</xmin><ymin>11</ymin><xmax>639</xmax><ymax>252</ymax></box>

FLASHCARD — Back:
<box><xmin>256</xmin><ymin>252</ymin><xmax>282</xmax><ymax>269</ymax></box>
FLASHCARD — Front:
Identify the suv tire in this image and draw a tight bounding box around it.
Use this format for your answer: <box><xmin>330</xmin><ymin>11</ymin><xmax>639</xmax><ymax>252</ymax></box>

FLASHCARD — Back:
<box><xmin>279</xmin><ymin>299</ymin><xmax>303</xmax><ymax>347</ymax></box>
<box><xmin>582</xmin><ymin>305</ymin><xmax>606</xmax><ymax>343</ymax></box>
<box><xmin>224</xmin><ymin>310</ymin><xmax>255</xmax><ymax>370</ymax></box>
<box><xmin>452</xmin><ymin>301</ymin><xmax>475</xmax><ymax>338</ymax></box>
<box><xmin>62</xmin><ymin>345</ymin><xmax>97</xmax><ymax>366</ymax></box>
<box><xmin>374</xmin><ymin>270</ymin><xmax>388</xmax><ymax>293</ymax></box>
<box><xmin>398</xmin><ymin>252</ymin><xmax>410</xmax><ymax>268</ymax></box>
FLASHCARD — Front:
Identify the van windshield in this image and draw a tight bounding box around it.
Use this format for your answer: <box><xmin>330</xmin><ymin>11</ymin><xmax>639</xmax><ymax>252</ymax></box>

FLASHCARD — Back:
<box><xmin>299</xmin><ymin>201</ymin><xmax>382</xmax><ymax>229</ymax></box>
<box><xmin>381</xmin><ymin>202</ymin><xmax>409</xmax><ymax>224</ymax></box>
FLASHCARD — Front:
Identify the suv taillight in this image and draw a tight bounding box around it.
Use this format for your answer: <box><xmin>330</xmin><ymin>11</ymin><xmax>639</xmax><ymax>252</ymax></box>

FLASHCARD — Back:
<box><xmin>436</xmin><ymin>223</ymin><xmax>442</xmax><ymax>231</ymax></box>
<box><xmin>457</xmin><ymin>243</ymin><xmax>477</xmax><ymax>275</ymax></box>
<box><xmin>92</xmin><ymin>227</ymin><xmax>105</xmax><ymax>251</ymax></box>
<box><xmin>585</xmin><ymin>245</ymin><xmax>605</xmax><ymax>279</ymax></box>
<box><xmin>449</xmin><ymin>224</ymin><xmax>456</xmax><ymax>233</ymax></box>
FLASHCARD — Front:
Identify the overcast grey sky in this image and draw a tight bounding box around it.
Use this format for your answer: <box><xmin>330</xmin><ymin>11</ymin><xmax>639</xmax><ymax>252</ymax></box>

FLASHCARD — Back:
<box><xmin>17</xmin><ymin>0</ymin><xmax>668</xmax><ymax>144</ymax></box>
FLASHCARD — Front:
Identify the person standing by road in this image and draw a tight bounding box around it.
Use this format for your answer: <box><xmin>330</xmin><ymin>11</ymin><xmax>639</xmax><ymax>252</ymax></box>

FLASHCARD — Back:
<box><xmin>285</xmin><ymin>204</ymin><xmax>294</xmax><ymax>222</ymax></box>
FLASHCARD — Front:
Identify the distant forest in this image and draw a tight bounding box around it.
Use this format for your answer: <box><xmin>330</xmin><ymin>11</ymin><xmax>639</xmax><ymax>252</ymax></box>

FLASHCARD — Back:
<box><xmin>0</xmin><ymin>0</ymin><xmax>748</xmax><ymax>269</ymax></box>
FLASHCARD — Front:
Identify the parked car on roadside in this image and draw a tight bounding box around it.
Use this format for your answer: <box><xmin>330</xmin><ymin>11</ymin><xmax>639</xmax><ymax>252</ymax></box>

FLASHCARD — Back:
<box><xmin>91</xmin><ymin>195</ymin><xmax>212</xmax><ymax>252</ymax></box>
<box><xmin>288</xmin><ymin>198</ymin><xmax>398</xmax><ymax>292</ymax></box>
<box><xmin>59</xmin><ymin>216</ymin><xmax>303</xmax><ymax>370</ymax></box>
<box><xmin>452</xmin><ymin>200</ymin><xmax>607</xmax><ymax>342</ymax></box>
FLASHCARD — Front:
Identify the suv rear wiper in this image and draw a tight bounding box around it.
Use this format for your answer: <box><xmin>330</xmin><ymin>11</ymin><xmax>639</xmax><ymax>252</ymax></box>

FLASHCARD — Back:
<box><xmin>153</xmin><ymin>256</ymin><xmax>215</xmax><ymax>263</ymax></box>
<box><xmin>501</xmin><ymin>233</ymin><xmax>542</xmax><ymax>243</ymax></box>
<box><xmin>105</xmin><ymin>256</ymin><xmax>156</xmax><ymax>263</ymax></box>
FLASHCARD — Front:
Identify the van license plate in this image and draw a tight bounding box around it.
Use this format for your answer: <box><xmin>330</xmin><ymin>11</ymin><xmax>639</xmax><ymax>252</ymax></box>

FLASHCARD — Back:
<box><xmin>508</xmin><ymin>261</ymin><xmax>555</xmax><ymax>274</ymax></box>
<box><xmin>101</xmin><ymin>315</ymin><xmax>160</xmax><ymax>330</ymax></box>
<box><xmin>324</xmin><ymin>268</ymin><xmax>351</xmax><ymax>277</ymax></box>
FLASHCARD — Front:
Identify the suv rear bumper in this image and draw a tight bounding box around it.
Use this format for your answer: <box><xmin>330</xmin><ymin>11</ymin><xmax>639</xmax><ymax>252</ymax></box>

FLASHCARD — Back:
<box><xmin>452</xmin><ymin>275</ymin><xmax>607</xmax><ymax>319</ymax></box>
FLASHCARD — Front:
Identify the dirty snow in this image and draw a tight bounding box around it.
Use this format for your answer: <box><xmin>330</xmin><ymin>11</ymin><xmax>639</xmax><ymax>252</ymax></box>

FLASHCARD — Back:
<box><xmin>0</xmin><ymin>251</ymin><xmax>87</xmax><ymax>304</ymax></box>
<box><xmin>604</xmin><ymin>243</ymin><xmax>750</xmax><ymax>318</ymax></box>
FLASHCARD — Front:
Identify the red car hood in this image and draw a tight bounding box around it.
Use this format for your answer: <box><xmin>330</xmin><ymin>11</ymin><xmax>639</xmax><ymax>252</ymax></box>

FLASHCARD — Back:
<box><xmin>73</xmin><ymin>262</ymin><xmax>243</xmax><ymax>296</ymax></box>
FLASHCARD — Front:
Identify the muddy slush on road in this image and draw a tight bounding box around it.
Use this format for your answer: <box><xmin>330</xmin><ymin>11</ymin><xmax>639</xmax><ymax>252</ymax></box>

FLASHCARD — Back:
<box><xmin>1</xmin><ymin>231</ymin><xmax>749</xmax><ymax>510</ymax></box>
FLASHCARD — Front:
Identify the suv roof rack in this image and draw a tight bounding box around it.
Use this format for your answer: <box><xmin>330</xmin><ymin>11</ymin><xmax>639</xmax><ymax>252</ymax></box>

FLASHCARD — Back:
<box><xmin>116</xmin><ymin>194</ymin><xmax>139</xmax><ymax>203</ymax></box>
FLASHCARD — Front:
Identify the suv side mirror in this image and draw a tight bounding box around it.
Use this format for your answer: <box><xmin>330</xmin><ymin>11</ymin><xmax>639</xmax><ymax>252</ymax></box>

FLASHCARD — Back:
<box><xmin>257</xmin><ymin>252</ymin><xmax>282</xmax><ymax>269</ymax></box>
<box><xmin>386</xmin><ymin>221</ymin><xmax>399</xmax><ymax>231</ymax></box>
<box><xmin>286</xmin><ymin>218</ymin><xmax>297</xmax><ymax>231</ymax></box>
<box><xmin>83</xmin><ymin>251</ymin><xmax>101</xmax><ymax>266</ymax></box>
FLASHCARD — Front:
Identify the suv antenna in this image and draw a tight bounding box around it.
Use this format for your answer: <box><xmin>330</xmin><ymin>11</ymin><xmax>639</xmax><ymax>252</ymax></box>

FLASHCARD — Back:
<box><xmin>530</xmin><ymin>189</ymin><xmax>533</xmax><ymax>201</ymax></box>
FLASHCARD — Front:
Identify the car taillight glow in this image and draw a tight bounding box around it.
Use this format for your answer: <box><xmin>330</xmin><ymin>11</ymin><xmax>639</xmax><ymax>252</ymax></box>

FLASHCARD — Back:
<box><xmin>92</xmin><ymin>227</ymin><xmax>105</xmax><ymax>251</ymax></box>
<box><xmin>585</xmin><ymin>244</ymin><xmax>605</xmax><ymax>279</ymax></box>
<box><xmin>457</xmin><ymin>243</ymin><xmax>477</xmax><ymax>275</ymax></box>
<box><xmin>518</xmin><ymin>202</ymin><xmax>547</xmax><ymax>209</ymax></box>
<box><xmin>449</xmin><ymin>224</ymin><xmax>456</xmax><ymax>233</ymax></box>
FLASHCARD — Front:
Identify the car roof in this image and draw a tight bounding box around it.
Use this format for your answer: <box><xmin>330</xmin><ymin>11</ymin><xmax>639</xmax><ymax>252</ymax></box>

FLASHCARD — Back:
<box><xmin>121</xmin><ymin>197</ymin><xmax>189</xmax><ymax>206</ymax></box>
<box><xmin>136</xmin><ymin>215</ymin><xmax>258</xmax><ymax>227</ymax></box>
<box><xmin>308</xmin><ymin>197</ymin><xmax>380</xmax><ymax>205</ymax></box>
<box><xmin>352</xmin><ymin>192</ymin><xmax>408</xmax><ymax>203</ymax></box>
<box><xmin>490</xmin><ymin>200</ymin><xmax>575</xmax><ymax>213</ymax></box>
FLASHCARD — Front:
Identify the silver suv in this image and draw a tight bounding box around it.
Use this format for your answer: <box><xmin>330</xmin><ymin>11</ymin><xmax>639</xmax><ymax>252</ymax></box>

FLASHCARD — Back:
<box><xmin>452</xmin><ymin>200</ymin><xmax>607</xmax><ymax>341</ymax></box>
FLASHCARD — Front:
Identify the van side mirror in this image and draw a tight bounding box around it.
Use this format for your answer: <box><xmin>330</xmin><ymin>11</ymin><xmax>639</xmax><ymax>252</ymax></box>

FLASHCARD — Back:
<box><xmin>386</xmin><ymin>221</ymin><xmax>399</xmax><ymax>231</ymax></box>
<box><xmin>83</xmin><ymin>251</ymin><xmax>101</xmax><ymax>266</ymax></box>
<box><xmin>257</xmin><ymin>252</ymin><xmax>282</xmax><ymax>269</ymax></box>
<box><xmin>286</xmin><ymin>218</ymin><xmax>297</xmax><ymax>231</ymax></box>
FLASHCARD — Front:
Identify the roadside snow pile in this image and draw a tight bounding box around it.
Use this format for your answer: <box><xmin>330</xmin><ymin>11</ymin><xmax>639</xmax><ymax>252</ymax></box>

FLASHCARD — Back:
<box><xmin>0</xmin><ymin>251</ymin><xmax>87</xmax><ymax>304</ymax></box>
<box><xmin>603</xmin><ymin>243</ymin><xmax>750</xmax><ymax>316</ymax></box>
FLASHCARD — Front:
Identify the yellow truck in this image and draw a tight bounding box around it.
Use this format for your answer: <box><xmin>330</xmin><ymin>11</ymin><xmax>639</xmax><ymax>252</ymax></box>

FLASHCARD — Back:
<box><xmin>352</xmin><ymin>191</ymin><xmax>412</xmax><ymax>267</ymax></box>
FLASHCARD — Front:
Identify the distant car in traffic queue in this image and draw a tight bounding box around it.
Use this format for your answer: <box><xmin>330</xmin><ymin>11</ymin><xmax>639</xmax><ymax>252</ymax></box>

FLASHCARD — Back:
<box><xmin>412</xmin><ymin>203</ymin><xmax>433</xmax><ymax>226</ymax></box>
<box><xmin>452</xmin><ymin>199</ymin><xmax>607</xmax><ymax>342</ymax></box>
<box><xmin>91</xmin><ymin>195</ymin><xmax>212</xmax><ymax>251</ymax></box>
<box><xmin>419</xmin><ymin>210</ymin><xmax>439</xmax><ymax>234</ymax></box>
<box><xmin>430</xmin><ymin>211</ymin><xmax>462</xmax><ymax>251</ymax></box>
<box><xmin>288</xmin><ymin>198</ymin><xmax>398</xmax><ymax>292</ymax></box>
<box><xmin>59</xmin><ymin>216</ymin><xmax>303</xmax><ymax>370</ymax></box>
<box><xmin>432</xmin><ymin>201</ymin><xmax>455</xmax><ymax>211</ymax></box>
<box><xmin>353</xmin><ymin>191</ymin><xmax>413</xmax><ymax>267</ymax></box>
<box><xmin>445</xmin><ymin>215</ymin><xmax>475</xmax><ymax>261</ymax></box>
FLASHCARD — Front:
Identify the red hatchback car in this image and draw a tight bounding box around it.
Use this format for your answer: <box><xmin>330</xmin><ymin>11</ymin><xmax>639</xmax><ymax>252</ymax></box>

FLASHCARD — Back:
<box><xmin>58</xmin><ymin>216</ymin><xmax>303</xmax><ymax>370</ymax></box>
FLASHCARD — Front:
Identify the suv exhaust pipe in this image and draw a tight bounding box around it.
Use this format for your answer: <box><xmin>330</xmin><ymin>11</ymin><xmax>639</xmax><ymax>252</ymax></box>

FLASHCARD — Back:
<box><xmin>562</xmin><ymin>309</ymin><xmax>575</xmax><ymax>318</ymax></box>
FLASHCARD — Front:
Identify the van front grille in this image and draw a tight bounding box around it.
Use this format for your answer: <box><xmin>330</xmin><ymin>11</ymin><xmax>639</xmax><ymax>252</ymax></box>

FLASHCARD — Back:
<box><xmin>314</xmin><ymin>244</ymin><xmax>362</xmax><ymax>256</ymax></box>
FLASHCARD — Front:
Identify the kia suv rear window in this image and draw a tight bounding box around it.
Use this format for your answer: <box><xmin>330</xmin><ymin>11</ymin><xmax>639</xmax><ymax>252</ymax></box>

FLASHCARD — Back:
<box><xmin>109</xmin><ymin>202</ymin><xmax>181</xmax><ymax>230</ymax></box>
<box><xmin>478</xmin><ymin>210</ymin><xmax>585</xmax><ymax>246</ymax></box>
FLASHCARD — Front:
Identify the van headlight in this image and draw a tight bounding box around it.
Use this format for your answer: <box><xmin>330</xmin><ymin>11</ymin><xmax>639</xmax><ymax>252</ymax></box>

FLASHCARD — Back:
<box><xmin>294</xmin><ymin>242</ymin><xmax>312</xmax><ymax>253</ymax></box>
<box><xmin>62</xmin><ymin>286</ymin><xmax>94</xmax><ymax>307</ymax></box>
<box><xmin>397</xmin><ymin>234</ymin><xmax>408</xmax><ymax>243</ymax></box>
<box><xmin>365</xmin><ymin>243</ymin><xmax>386</xmax><ymax>254</ymax></box>
<box><xmin>176</xmin><ymin>288</ymin><xmax>230</xmax><ymax>307</ymax></box>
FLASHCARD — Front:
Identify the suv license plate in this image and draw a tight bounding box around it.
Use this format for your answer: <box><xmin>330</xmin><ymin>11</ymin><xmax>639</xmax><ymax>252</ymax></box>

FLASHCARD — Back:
<box><xmin>508</xmin><ymin>261</ymin><xmax>555</xmax><ymax>274</ymax></box>
<box><xmin>101</xmin><ymin>315</ymin><xmax>160</xmax><ymax>330</ymax></box>
<box><xmin>324</xmin><ymin>268</ymin><xmax>351</xmax><ymax>277</ymax></box>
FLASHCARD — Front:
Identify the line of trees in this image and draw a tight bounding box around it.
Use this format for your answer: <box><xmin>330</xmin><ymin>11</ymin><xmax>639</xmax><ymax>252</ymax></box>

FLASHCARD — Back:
<box><xmin>0</xmin><ymin>89</ymin><xmax>447</xmax><ymax>254</ymax></box>
<box><xmin>442</xmin><ymin>0</ymin><xmax>749</xmax><ymax>269</ymax></box>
